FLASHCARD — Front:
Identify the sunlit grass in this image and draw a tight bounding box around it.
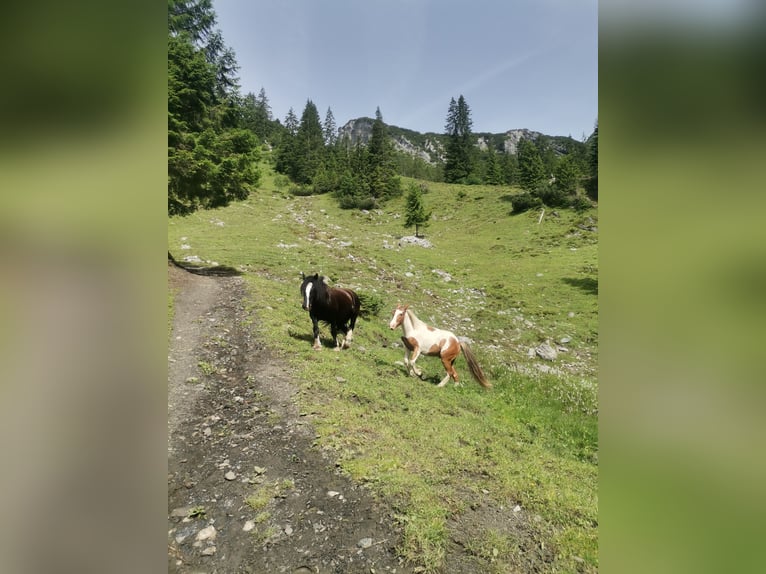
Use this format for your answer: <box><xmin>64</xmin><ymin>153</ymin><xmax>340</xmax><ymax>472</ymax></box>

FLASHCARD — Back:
<box><xmin>168</xmin><ymin>159</ymin><xmax>598</xmax><ymax>571</ymax></box>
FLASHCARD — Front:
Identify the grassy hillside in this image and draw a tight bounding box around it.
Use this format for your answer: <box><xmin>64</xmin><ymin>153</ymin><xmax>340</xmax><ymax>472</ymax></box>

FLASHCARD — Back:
<box><xmin>168</xmin><ymin>161</ymin><xmax>598</xmax><ymax>572</ymax></box>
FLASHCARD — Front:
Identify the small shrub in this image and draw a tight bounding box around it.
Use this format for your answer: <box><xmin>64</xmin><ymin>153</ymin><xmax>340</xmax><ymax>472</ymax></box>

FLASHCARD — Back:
<box><xmin>572</xmin><ymin>194</ymin><xmax>592</xmax><ymax>212</ymax></box>
<box><xmin>510</xmin><ymin>192</ymin><xmax>542</xmax><ymax>214</ymax></box>
<box><xmin>535</xmin><ymin>185</ymin><xmax>571</xmax><ymax>208</ymax></box>
<box><xmin>358</xmin><ymin>292</ymin><xmax>384</xmax><ymax>317</ymax></box>
<box><xmin>273</xmin><ymin>174</ymin><xmax>289</xmax><ymax>190</ymax></box>
<box><xmin>290</xmin><ymin>184</ymin><xmax>313</xmax><ymax>197</ymax></box>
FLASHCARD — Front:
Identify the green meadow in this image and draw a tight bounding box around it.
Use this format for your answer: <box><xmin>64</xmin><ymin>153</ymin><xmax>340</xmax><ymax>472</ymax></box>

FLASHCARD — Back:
<box><xmin>168</xmin><ymin>159</ymin><xmax>598</xmax><ymax>572</ymax></box>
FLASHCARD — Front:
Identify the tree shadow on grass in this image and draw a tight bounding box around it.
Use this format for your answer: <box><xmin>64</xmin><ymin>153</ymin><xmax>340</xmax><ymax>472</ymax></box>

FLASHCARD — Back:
<box><xmin>168</xmin><ymin>251</ymin><xmax>242</xmax><ymax>276</ymax></box>
<box><xmin>562</xmin><ymin>277</ymin><xmax>598</xmax><ymax>295</ymax></box>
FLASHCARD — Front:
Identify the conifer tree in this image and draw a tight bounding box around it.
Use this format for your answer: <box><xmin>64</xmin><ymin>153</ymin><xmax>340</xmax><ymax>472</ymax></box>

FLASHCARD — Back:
<box><xmin>167</xmin><ymin>0</ymin><xmax>260</xmax><ymax>216</ymax></box>
<box><xmin>404</xmin><ymin>183</ymin><xmax>431</xmax><ymax>238</ymax></box>
<box><xmin>553</xmin><ymin>155</ymin><xmax>580</xmax><ymax>195</ymax></box>
<box><xmin>253</xmin><ymin>87</ymin><xmax>272</xmax><ymax>138</ymax></box>
<box><xmin>517</xmin><ymin>138</ymin><xmax>546</xmax><ymax>192</ymax></box>
<box><xmin>444</xmin><ymin>95</ymin><xmax>474</xmax><ymax>183</ymax></box>
<box><xmin>323</xmin><ymin>107</ymin><xmax>337</xmax><ymax>146</ymax></box>
<box><xmin>585</xmin><ymin>120</ymin><xmax>598</xmax><ymax>200</ymax></box>
<box><xmin>275</xmin><ymin>107</ymin><xmax>298</xmax><ymax>176</ymax></box>
<box><xmin>290</xmin><ymin>100</ymin><xmax>325</xmax><ymax>184</ymax></box>
<box><xmin>484</xmin><ymin>147</ymin><xmax>504</xmax><ymax>185</ymax></box>
<box><xmin>366</xmin><ymin>107</ymin><xmax>400</xmax><ymax>203</ymax></box>
<box><xmin>283</xmin><ymin>107</ymin><xmax>298</xmax><ymax>136</ymax></box>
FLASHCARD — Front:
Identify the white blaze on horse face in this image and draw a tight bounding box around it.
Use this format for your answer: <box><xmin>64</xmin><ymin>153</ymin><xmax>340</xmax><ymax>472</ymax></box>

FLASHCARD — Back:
<box><xmin>389</xmin><ymin>308</ymin><xmax>404</xmax><ymax>329</ymax></box>
<box><xmin>303</xmin><ymin>282</ymin><xmax>313</xmax><ymax>311</ymax></box>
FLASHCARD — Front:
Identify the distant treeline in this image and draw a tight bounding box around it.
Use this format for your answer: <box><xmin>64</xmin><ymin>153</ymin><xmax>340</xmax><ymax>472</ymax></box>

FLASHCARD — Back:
<box><xmin>168</xmin><ymin>0</ymin><xmax>597</xmax><ymax>217</ymax></box>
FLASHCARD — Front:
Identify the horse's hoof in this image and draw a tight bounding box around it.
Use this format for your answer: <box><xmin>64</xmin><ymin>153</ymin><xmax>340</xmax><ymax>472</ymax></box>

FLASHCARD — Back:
<box><xmin>312</xmin><ymin>345</ymin><xmax>322</xmax><ymax>351</ymax></box>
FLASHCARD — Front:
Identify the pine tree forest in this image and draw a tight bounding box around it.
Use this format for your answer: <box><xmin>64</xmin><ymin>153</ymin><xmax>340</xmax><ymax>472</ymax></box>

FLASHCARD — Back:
<box><xmin>168</xmin><ymin>1</ymin><xmax>597</xmax><ymax>215</ymax></box>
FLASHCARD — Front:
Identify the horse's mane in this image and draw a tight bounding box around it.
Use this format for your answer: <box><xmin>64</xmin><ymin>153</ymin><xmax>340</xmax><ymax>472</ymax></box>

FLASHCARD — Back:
<box><xmin>404</xmin><ymin>307</ymin><xmax>427</xmax><ymax>329</ymax></box>
<box><xmin>313</xmin><ymin>275</ymin><xmax>332</xmax><ymax>304</ymax></box>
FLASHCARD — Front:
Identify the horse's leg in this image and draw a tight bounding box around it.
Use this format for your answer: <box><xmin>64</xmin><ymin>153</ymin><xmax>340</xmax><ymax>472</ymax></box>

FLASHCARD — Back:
<box><xmin>342</xmin><ymin>315</ymin><xmax>357</xmax><ymax>349</ymax></box>
<box><xmin>311</xmin><ymin>316</ymin><xmax>322</xmax><ymax>350</ymax></box>
<box><xmin>437</xmin><ymin>345</ymin><xmax>460</xmax><ymax>387</ymax></box>
<box><xmin>408</xmin><ymin>347</ymin><xmax>423</xmax><ymax>378</ymax></box>
<box><xmin>400</xmin><ymin>336</ymin><xmax>420</xmax><ymax>377</ymax></box>
<box><xmin>331</xmin><ymin>324</ymin><xmax>341</xmax><ymax>351</ymax></box>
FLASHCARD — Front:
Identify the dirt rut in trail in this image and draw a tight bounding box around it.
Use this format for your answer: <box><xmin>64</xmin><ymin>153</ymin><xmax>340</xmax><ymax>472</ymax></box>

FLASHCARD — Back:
<box><xmin>167</xmin><ymin>265</ymin><xmax>410</xmax><ymax>573</ymax></box>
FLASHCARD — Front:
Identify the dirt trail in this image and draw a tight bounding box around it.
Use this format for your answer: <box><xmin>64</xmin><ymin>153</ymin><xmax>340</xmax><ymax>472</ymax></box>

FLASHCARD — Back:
<box><xmin>167</xmin><ymin>264</ymin><xmax>410</xmax><ymax>573</ymax></box>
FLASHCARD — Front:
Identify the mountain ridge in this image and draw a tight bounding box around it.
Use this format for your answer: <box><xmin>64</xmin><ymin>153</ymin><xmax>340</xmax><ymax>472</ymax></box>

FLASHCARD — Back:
<box><xmin>337</xmin><ymin>117</ymin><xmax>585</xmax><ymax>165</ymax></box>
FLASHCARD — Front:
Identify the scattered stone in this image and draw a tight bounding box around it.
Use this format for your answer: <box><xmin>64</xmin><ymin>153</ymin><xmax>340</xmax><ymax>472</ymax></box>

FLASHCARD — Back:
<box><xmin>335</xmin><ymin>376</ymin><xmax>347</xmax><ymax>383</ymax></box>
<box><xmin>400</xmin><ymin>236</ymin><xmax>432</xmax><ymax>248</ymax></box>
<box><xmin>201</xmin><ymin>545</ymin><xmax>217</xmax><ymax>556</ymax></box>
<box><xmin>184</xmin><ymin>376</ymin><xmax>199</xmax><ymax>384</ymax></box>
<box><xmin>513</xmin><ymin>504</ymin><xmax>522</xmax><ymax>513</ymax></box>
<box><xmin>284</xmin><ymin>525</ymin><xmax>293</xmax><ymax>535</ymax></box>
<box><xmin>196</xmin><ymin>525</ymin><xmax>217</xmax><ymax>542</ymax></box>
<box><xmin>243</xmin><ymin>520</ymin><xmax>255</xmax><ymax>532</ymax></box>
<box><xmin>224</xmin><ymin>471</ymin><xmax>236</xmax><ymax>481</ymax></box>
<box><xmin>560</xmin><ymin>336</ymin><xmax>572</xmax><ymax>344</ymax></box>
<box><xmin>170</xmin><ymin>506</ymin><xmax>193</xmax><ymax>518</ymax></box>
<box><xmin>327</xmin><ymin>490</ymin><xmax>340</xmax><ymax>497</ymax></box>
<box><xmin>535</xmin><ymin>342</ymin><xmax>558</xmax><ymax>361</ymax></box>
<box><xmin>358</xmin><ymin>537</ymin><xmax>373</xmax><ymax>549</ymax></box>
<box><xmin>203</xmin><ymin>427</ymin><xmax>212</xmax><ymax>436</ymax></box>
<box><xmin>253</xmin><ymin>466</ymin><xmax>266</xmax><ymax>475</ymax></box>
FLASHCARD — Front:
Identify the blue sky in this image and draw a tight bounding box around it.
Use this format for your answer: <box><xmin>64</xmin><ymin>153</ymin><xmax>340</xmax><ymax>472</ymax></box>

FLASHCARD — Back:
<box><xmin>214</xmin><ymin>0</ymin><xmax>598</xmax><ymax>139</ymax></box>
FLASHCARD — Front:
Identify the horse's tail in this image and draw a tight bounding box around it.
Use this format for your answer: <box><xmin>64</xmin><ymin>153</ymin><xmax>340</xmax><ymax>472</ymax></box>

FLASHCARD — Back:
<box><xmin>460</xmin><ymin>341</ymin><xmax>492</xmax><ymax>389</ymax></box>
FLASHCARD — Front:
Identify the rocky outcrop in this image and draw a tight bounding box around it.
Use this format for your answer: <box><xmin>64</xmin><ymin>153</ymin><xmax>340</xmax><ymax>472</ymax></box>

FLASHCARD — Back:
<box><xmin>337</xmin><ymin>119</ymin><xmax>579</xmax><ymax>163</ymax></box>
<box><xmin>502</xmin><ymin>128</ymin><xmax>543</xmax><ymax>154</ymax></box>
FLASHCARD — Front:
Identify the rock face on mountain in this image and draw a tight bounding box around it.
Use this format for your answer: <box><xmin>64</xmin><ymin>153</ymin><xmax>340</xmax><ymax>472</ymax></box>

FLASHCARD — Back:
<box><xmin>338</xmin><ymin>118</ymin><xmax>445</xmax><ymax>164</ymax></box>
<box><xmin>501</xmin><ymin>128</ymin><xmax>543</xmax><ymax>154</ymax></box>
<box><xmin>337</xmin><ymin>119</ymin><xmax>567</xmax><ymax>164</ymax></box>
<box><xmin>338</xmin><ymin>117</ymin><xmax>375</xmax><ymax>146</ymax></box>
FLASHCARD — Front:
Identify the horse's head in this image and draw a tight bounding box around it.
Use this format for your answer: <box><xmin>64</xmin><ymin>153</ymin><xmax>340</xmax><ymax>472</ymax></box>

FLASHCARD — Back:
<box><xmin>300</xmin><ymin>273</ymin><xmax>319</xmax><ymax>311</ymax></box>
<box><xmin>389</xmin><ymin>304</ymin><xmax>409</xmax><ymax>329</ymax></box>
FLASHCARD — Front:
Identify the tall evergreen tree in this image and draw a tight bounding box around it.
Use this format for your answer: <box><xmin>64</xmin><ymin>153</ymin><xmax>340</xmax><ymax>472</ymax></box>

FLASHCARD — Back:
<box><xmin>585</xmin><ymin>120</ymin><xmax>598</xmax><ymax>200</ymax></box>
<box><xmin>484</xmin><ymin>147</ymin><xmax>504</xmax><ymax>185</ymax></box>
<box><xmin>280</xmin><ymin>108</ymin><xmax>296</xmax><ymax>135</ymax></box>
<box><xmin>168</xmin><ymin>0</ymin><xmax>216</xmax><ymax>44</ymax></box>
<box><xmin>275</xmin><ymin>107</ymin><xmax>299</xmax><ymax>175</ymax></box>
<box><xmin>366</xmin><ymin>107</ymin><xmax>401</xmax><ymax>203</ymax></box>
<box><xmin>444</xmin><ymin>95</ymin><xmax>474</xmax><ymax>183</ymax></box>
<box><xmin>167</xmin><ymin>0</ymin><xmax>260</xmax><ymax>216</ymax></box>
<box><xmin>251</xmin><ymin>87</ymin><xmax>272</xmax><ymax>139</ymax></box>
<box><xmin>553</xmin><ymin>155</ymin><xmax>580</xmax><ymax>195</ymax></box>
<box><xmin>323</xmin><ymin>107</ymin><xmax>337</xmax><ymax>146</ymax></box>
<box><xmin>290</xmin><ymin>100</ymin><xmax>325</xmax><ymax>184</ymax></box>
<box><xmin>517</xmin><ymin>138</ymin><xmax>546</xmax><ymax>192</ymax></box>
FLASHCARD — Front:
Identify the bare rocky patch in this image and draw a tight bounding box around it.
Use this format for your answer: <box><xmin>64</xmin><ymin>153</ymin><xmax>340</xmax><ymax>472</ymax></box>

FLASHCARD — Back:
<box><xmin>168</xmin><ymin>265</ymin><xmax>410</xmax><ymax>573</ymax></box>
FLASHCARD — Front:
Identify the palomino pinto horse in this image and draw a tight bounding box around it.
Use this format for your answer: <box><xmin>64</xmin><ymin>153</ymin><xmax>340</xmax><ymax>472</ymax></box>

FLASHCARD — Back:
<box><xmin>300</xmin><ymin>273</ymin><xmax>361</xmax><ymax>351</ymax></box>
<box><xmin>389</xmin><ymin>304</ymin><xmax>491</xmax><ymax>388</ymax></box>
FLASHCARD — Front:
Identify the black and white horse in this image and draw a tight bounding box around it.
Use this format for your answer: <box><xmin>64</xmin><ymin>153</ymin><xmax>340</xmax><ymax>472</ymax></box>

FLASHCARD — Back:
<box><xmin>300</xmin><ymin>273</ymin><xmax>361</xmax><ymax>350</ymax></box>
